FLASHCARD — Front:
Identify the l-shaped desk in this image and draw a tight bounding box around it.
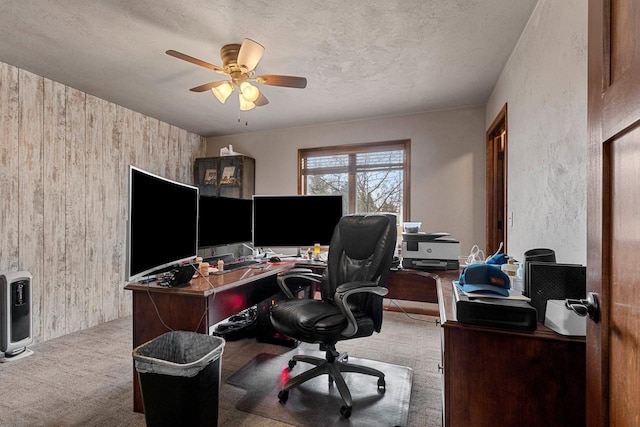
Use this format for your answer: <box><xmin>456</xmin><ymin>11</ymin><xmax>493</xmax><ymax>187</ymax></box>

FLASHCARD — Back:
<box><xmin>124</xmin><ymin>261</ymin><xmax>435</xmax><ymax>413</ymax></box>
<box><xmin>125</xmin><ymin>264</ymin><xmax>585</xmax><ymax>425</ymax></box>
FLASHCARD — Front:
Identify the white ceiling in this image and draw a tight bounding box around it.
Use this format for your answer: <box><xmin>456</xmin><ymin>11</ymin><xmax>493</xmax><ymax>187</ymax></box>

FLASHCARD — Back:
<box><xmin>0</xmin><ymin>0</ymin><xmax>537</xmax><ymax>137</ymax></box>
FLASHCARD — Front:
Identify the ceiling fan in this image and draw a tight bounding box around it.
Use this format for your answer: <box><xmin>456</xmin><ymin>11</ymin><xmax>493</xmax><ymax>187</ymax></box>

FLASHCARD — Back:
<box><xmin>167</xmin><ymin>38</ymin><xmax>307</xmax><ymax>111</ymax></box>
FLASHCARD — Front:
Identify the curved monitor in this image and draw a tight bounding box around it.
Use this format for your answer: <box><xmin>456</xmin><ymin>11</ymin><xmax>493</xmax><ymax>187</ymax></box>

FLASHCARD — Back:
<box><xmin>198</xmin><ymin>196</ymin><xmax>253</xmax><ymax>248</ymax></box>
<box><xmin>126</xmin><ymin>166</ymin><xmax>199</xmax><ymax>281</ymax></box>
<box><xmin>252</xmin><ymin>195</ymin><xmax>343</xmax><ymax>248</ymax></box>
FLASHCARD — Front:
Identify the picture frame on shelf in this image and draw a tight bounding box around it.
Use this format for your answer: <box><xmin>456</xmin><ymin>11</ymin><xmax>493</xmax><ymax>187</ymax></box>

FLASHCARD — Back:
<box><xmin>203</xmin><ymin>168</ymin><xmax>217</xmax><ymax>185</ymax></box>
<box><xmin>220</xmin><ymin>166</ymin><xmax>237</xmax><ymax>184</ymax></box>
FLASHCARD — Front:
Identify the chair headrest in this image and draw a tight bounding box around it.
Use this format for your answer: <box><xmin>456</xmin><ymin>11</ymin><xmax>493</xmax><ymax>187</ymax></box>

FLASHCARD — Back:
<box><xmin>338</xmin><ymin>214</ymin><xmax>395</xmax><ymax>259</ymax></box>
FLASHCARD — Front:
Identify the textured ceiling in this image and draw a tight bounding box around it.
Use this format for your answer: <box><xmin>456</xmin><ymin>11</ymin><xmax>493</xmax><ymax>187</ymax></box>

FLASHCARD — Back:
<box><xmin>0</xmin><ymin>0</ymin><xmax>537</xmax><ymax>137</ymax></box>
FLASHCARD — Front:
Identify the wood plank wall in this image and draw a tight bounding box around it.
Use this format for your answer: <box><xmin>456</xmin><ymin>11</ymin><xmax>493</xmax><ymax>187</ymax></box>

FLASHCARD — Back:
<box><xmin>0</xmin><ymin>61</ymin><xmax>206</xmax><ymax>343</ymax></box>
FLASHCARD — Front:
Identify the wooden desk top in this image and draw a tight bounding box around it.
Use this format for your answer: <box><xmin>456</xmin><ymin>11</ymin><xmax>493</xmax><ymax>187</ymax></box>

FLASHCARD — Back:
<box><xmin>436</xmin><ymin>272</ymin><xmax>585</xmax><ymax>343</ymax></box>
<box><xmin>124</xmin><ymin>262</ymin><xmax>291</xmax><ymax>297</ymax></box>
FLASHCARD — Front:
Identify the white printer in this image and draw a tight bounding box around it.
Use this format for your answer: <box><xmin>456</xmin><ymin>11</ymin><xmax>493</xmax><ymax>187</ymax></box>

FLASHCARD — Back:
<box><xmin>401</xmin><ymin>232</ymin><xmax>460</xmax><ymax>270</ymax></box>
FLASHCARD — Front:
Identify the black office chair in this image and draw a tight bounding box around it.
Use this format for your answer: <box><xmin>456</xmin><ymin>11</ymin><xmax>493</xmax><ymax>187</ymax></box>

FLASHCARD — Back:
<box><xmin>270</xmin><ymin>214</ymin><xmax>397</xmax><ymax>418</ymax></box>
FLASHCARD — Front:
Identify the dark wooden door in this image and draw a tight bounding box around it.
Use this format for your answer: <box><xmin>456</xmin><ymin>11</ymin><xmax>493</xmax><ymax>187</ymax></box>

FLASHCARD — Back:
<box><xmin>587</xmin><ymin>1</ymin><xmax>640</xmax><ymax>425</ymax></box>
<box><xmin>486</xmin><ymin>104</ymin><xmax>507</xmax><ymax>255</ymax></box>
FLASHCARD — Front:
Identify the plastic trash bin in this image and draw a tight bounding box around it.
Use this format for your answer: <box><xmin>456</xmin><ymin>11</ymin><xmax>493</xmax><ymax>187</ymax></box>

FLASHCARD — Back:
<box><xmin>132</xmin><ymin>331</ymin><xmax>225</xmax><ymax>427</ymax></box>
<box><xmin>524</xmin><ymin>248</ymin><xmax>556</xmax><ymax>263</ymax></box>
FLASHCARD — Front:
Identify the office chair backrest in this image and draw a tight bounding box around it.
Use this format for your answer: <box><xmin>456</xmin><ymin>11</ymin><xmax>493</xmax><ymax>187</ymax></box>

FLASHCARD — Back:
<box><xmin>321</xmin><ymin>214</ymin><xmax>397</xmax><ymax>331</ymax></box>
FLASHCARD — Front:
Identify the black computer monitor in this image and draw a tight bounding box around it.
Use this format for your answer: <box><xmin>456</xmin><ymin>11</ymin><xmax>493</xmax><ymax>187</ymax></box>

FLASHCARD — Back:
<box><xmin>198</xmin><ymin>196</ymin><xmax>253</xmax><ymax>248</ymax></box>
<box><xmin>126</xmin><ymin>166</ymin><xmax>199</xmax><ymax>281</ymax></box>
<box><xmin>252</xmin><ymin>195</ymin><xmax>343</xmax><ymax>249</ymax></box>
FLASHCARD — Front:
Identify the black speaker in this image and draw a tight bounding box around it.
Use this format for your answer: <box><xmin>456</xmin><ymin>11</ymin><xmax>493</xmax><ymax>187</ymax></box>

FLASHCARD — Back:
<box><xmin>1</xmin><ymin>271</ymin><xmax>33</xmax><ymax>357</ymax></box>
<box><xmin>525</xmin><ymin>263</ymin><xmax>586</xmax><ymax>322</ymax></box>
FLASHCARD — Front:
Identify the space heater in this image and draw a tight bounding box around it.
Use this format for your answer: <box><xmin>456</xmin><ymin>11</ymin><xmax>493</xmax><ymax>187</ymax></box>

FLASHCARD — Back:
<box><xmin>1</xmin><ymin>271</ymin><xmax>33</xmax><ymax>360</ymax></box>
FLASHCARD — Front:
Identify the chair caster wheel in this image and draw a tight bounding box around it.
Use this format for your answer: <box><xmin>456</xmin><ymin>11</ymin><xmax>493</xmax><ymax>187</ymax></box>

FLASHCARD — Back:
<box><xmin>378</xmin><ymin>378</ymin><xmax>386</xmax><ymax>392</ymax></box>
<box><xmin>288</xmin><ymin>360</ymin><xmax>296</xmax><ymax>370</ymax></box>
<box><xmin>340</xmin><ymin>405</ymin><xmax>352</xmax><ymax>418</ymax></box>
<box><xmin>278</xmin><ymin>390</ymin><xmax>289</xmax><ymax>403</ymax></box>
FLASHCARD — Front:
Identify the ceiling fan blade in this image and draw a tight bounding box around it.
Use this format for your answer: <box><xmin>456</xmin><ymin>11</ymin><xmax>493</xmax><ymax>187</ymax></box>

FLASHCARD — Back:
<box><xmin>166</xmin><ymin>50</ymin><xmax>223</xmax><ymax>73</ymax></box>
<box><xmin>255</xmin><ymin>75</ymin><xmax>307</xmax><ymax>89</ymax></box>
<box><xmin>254</xmin><ymin>92</ymin><xmax>269</xmax><ymax>107</ymax></box>
<box><xmin>237</xmin><ymin>38</ymin><xmax>264</xmax><ymax>72</ymax></box>
<box><xmin>189</xmin><ymin>80</ymin><xmax>229</xmax><ymax>92</ymax></box>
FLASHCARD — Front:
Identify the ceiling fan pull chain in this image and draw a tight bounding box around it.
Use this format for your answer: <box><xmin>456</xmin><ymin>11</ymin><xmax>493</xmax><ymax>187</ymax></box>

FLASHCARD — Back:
<box><xmin>237</xmin><ymin>110</ymin><xmax>249</xmax><ymax>126</ymax></box>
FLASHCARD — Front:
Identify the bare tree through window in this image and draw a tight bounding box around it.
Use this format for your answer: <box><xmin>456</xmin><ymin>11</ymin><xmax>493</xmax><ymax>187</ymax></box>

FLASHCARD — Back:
<box><xmin>299</xmin><ymin>141</ymin><xmax>409</xmax><ymax>221</ymax></box>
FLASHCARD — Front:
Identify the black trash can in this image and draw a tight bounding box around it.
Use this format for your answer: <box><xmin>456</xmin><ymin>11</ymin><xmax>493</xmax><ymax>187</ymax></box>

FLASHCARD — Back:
<box><xmin>524</xmin><ymin>248</ymin><xmax>556</xmax><ymax>263</ymax></box>
<box><xmin>132</xmin><ymin>331</ymin><xmax>225</xmax><ymax>427</ymax></box>
<box><xmin>523</xmin><ymin>248</ymin><xmax>557</xmax><ymax>297</ymax></box>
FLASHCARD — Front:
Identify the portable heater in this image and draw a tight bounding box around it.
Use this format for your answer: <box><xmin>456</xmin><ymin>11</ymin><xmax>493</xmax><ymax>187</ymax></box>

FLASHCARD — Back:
<box><xmin>1</xmin><ymin>271</ymin><xmax>33</xmax><ymax>361</ymax></box>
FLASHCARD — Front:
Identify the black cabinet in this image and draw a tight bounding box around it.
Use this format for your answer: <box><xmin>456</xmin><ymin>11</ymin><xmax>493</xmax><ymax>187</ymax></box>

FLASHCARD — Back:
<box><xmin>194</xmin><ymin>155</ymin><xmax>255</xmax><ymax>199</ymax></box>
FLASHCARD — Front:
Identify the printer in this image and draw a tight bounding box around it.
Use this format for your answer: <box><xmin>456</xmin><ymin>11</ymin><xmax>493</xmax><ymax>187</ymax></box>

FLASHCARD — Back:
<box><xmin>401</xmin><ymin>232</ymin><xmax>460</xmax><ymax>270</ymax></box>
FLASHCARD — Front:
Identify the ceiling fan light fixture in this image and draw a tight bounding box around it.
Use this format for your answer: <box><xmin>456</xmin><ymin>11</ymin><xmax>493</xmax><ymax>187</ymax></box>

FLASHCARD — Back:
<box><xmin>239</xmin><ymin>93</ymin><xmax>256</xmax><ymax>111</ymax></box>
<box><xmin>237</xmin><ymin>38</ymin><xmax>265</xmax><ymax>73</ymax></box>
<box><xmin>212</xmin><ymin>81</ymin><xmax>233</xmax><ymax>103</ymax></box>
<box><xmin>167</xmin><ymin>38</ymin><xmax>305</xmax><ymax>116</ymax></box>
<box><xmin>240</xmin><ymin>82</ymin><xmax>260</xmax><ymax>103</ymax></box>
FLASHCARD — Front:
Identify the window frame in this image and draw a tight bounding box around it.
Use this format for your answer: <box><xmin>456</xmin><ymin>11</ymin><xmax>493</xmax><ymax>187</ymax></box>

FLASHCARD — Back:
<box><xmin>298</xmin><ymin>139</ymin><xmax>410</xmax><ymax>221</ymax></box>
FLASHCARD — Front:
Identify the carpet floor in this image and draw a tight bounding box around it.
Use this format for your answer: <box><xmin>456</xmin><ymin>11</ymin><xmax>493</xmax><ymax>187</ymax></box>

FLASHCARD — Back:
<box><xmin>0</xmin><ymin>310</ymin><xmax>442</xmax><ymax>427</ymax></box>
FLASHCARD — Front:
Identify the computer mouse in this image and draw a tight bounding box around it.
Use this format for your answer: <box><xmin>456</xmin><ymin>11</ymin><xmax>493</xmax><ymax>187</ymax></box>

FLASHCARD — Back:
<box><xmin>269</xmin><ymin>256</ymin><xmax>282</xmax><ymax>263</ymax></box>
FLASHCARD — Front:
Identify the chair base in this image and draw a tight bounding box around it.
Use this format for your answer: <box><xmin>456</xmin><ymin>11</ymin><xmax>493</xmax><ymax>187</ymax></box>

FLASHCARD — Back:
<box><xmin>278</xmin><ymin>347</ymin><xmax>386</xmax><ymax>418</ymax></box>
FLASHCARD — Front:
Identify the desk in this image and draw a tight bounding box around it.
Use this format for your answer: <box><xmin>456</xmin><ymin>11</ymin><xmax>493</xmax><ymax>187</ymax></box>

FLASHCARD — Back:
<box><xmin>124</xmin><ymin>263</ymin><xmax>288</xmax><ymax>413</ymax></box>
<box><xmin>437</xmin><ymin>274</ymin><xmax>586</xmax><ymax>426</ymax></box>
<box><xmin>383</xmin><ymin>268</ymin><xmax>442</xmax><ymax>315</ymax></box>
<box><xmin>386</xmin><ymin>269</ymin><xmax>439</xmax><ymax>303</ymax></box>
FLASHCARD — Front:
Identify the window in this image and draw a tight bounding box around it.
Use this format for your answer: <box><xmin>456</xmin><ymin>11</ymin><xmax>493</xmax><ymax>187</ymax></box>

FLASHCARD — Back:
<box><xmin>299</xmin><ymin>140</ymin><xmax>410</xmax><ymax>221</ymax></box>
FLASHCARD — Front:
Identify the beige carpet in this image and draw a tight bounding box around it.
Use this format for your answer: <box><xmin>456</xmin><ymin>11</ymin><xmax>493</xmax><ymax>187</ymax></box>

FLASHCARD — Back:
<box><xmin>0</xmin><ymin>310</ymin><xmax>442</xmax><ymax>427</ymax></box>
<box><xmin>0</xmin><ymin>318</ymin><xmax>146</xmax><ymax>427</ymax></box>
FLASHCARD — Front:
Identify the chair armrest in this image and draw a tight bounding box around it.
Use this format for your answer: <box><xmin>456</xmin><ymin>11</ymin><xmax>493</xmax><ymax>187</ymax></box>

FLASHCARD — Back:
<box><xmin>334</xmin><ymin>282</ymin><xmax>389</xmax><ymax>337</ymax></box>
<box><xmin>277</xmin><ymin>269</ymin><xmax>323</xmax><ymax>299</ymax></box>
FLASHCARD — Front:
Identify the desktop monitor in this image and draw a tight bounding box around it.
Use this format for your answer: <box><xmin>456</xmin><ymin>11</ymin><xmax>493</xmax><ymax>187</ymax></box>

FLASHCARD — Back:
<box><xmin>252</xmin><ymin>195</ymin><xmax>343</xmax><ymax>250</ymax></box>
<box><xmin>126</xmin><ymin>166</ymin><xmax>199</xmax><ymax>281</ymax></box>
<box><xmin>198</xmin><ymin>196</ymin><xmax>253</xmax><ymax>248</ymax></box>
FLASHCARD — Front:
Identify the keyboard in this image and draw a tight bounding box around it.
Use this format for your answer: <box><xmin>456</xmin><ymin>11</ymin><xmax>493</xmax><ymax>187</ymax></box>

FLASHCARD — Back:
<box><xmin>220</xmin><ymin>259</ymin><xmax>261</xmax><ymax>272</ymax></box>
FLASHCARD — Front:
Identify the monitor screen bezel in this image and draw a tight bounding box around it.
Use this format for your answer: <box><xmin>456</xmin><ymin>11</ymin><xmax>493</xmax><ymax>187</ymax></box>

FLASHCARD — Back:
<box><xmin>198</xmin><ymin>195</ymin><xmax>253</xmax><ymax>248</ymax></box>
<box><xmin>126</xmin><ymin>166</ymin><xmax>199</xmax><ymax>282</ymax></box>
<box><xmin>252</xmin><ymin>194</ymin><xmax>343</xmax><ymax>249</ymax></box>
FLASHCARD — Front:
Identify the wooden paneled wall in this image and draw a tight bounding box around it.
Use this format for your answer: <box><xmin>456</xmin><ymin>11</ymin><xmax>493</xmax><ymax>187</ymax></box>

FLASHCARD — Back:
<box><xmin>0</xmin><ymin>61</ymin><xmax>206</xmax><ymax>343</ymax></box>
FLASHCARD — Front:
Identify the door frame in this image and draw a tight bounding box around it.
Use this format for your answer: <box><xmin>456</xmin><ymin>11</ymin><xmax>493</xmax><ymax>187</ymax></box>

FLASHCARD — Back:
<box><xmin>586</xmin><ymin>2</ymin><xmax>606</xmax><ymax>424</ymax></box>
<box><xmin>486</xmin><ymin>103</ymin><xmax>508</xmax><ymax>256</ymax></box>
